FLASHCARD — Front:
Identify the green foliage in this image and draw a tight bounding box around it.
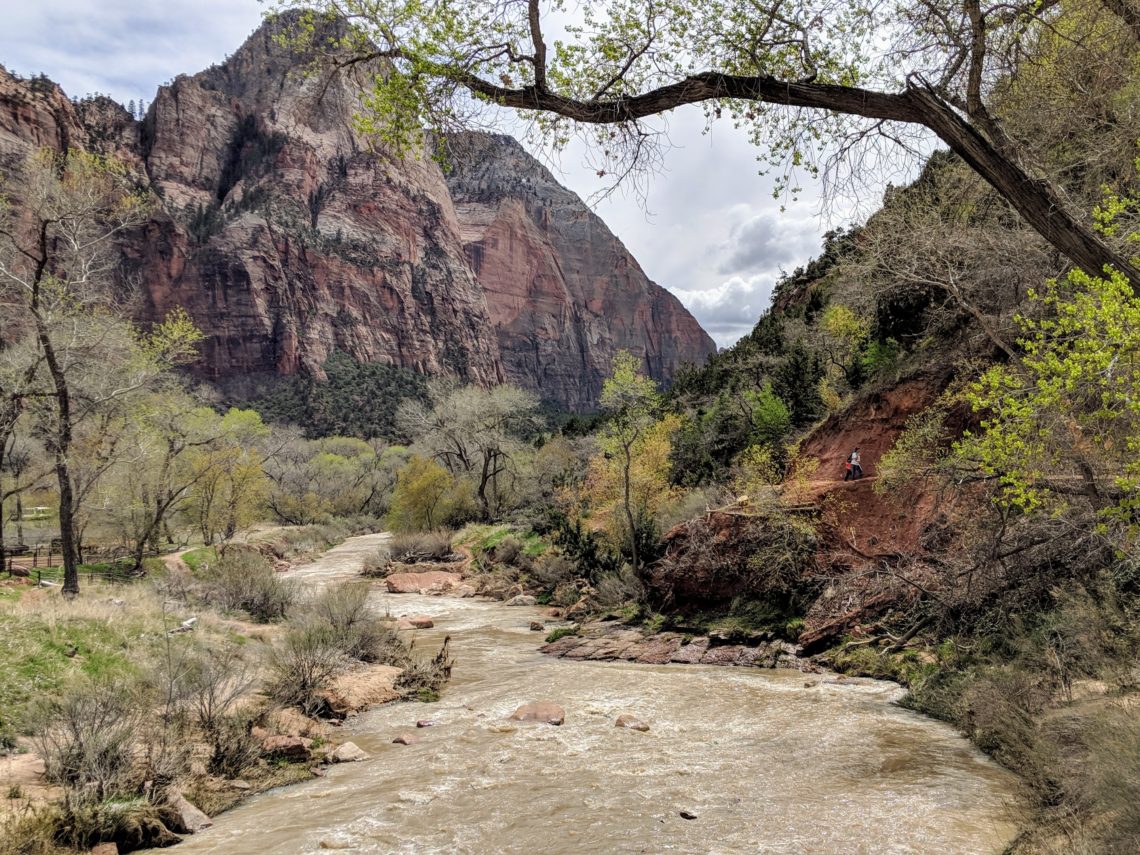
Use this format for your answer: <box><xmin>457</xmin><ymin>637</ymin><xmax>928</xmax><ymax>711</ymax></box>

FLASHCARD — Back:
<box><xmin>387</xmin><ymin>455</ymin><xmax>475</xmax><ymax>532</ymax></box>
<box><xmin>545</xmin><ymin>510</ymin><xmax>620</xmax><ymax>582</ymax></box>
<box><xmin>874</xmin><ymin>405</ymin><xmax>952</xmax><ymax>494</ymax></box>
<box><xmin>959</xmin><ymin>267</ymin><xmax>1140</xmax><ymax>517</ymax></box>
<box><xmin>249</xmin><ymin>351</ymin><xmax>428</xmax><ymax>440</ymax></box>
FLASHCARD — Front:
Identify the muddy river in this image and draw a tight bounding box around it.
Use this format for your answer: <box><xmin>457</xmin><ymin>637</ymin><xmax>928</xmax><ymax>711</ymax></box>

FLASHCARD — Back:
<box><xmin>173</xmin><ymin>534</ymin><xmax>1021</xmax><ymax>854</ymax></box>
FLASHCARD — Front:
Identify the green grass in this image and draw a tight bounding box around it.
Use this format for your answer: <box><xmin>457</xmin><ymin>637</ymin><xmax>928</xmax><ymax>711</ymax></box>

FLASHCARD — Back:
<box><xmin>458</xmin><ymin>524</ymin><xmax>549</xmax><ymax>558</ymax></box>
<box><xmin>0</xmin><ymin>590</ymin><xmax>165</xmax><ymax>733</ymax></box>
<box><xmin>181</xmin><ymin>547</ymin><xmax>217</xmax><ymax>573</ymax></box>
<box><xmin>544</xmin><ymin>626</ymin><xmax>580</xmax><ymax>644</ymax></box>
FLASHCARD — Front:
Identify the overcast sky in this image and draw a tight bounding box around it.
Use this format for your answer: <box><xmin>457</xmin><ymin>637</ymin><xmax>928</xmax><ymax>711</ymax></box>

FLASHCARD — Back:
<box><xmin>0</xmin><ymin>0</ymin><xmax>891</xmax><ymax>347</ymax></box>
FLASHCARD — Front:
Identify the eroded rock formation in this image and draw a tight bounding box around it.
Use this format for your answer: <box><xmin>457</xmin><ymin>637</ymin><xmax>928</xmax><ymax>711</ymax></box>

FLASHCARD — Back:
<box><xmin>0</xmin><ymin>19</ymin><xmax>713</xmax><ymax>409</ymax></box>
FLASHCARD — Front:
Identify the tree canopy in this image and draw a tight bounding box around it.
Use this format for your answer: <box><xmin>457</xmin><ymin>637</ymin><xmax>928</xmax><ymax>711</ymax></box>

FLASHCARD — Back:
<box><xmin>273</xmin><ymin>0</ymin><xmax>1140</xmax><ymax>284</ymax></box>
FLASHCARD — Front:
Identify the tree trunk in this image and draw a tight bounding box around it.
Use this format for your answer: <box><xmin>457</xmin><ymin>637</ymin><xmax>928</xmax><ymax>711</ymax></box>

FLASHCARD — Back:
<box><xmin>39</xmin><ymin>333</ymin><xmax>79</xmax><ymax>595</ymax></box>
<box><xmin>622</xmin><ymin>442</ymin><xmax>639</xmax><ymax>577</ymax></box>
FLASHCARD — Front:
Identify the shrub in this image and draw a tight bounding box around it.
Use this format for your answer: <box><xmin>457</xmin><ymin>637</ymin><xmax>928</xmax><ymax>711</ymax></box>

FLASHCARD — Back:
<box><xmin>387</xmin><ymin>531</ymin><xmax>453</xmax><ymax>564</ymax></box>
<box><xmin>394</xmin><ymin>637</ymin><xmax>454</xmax><ymax>701</ymax></box>
<box><xmin>34</xmin><ymin>679</ymin><xmax>141</xmax><ymax>804</ymax></box>
<box><xmin>596</xmin><ymin>566</ymin><xmax>646</xmax><ymax>608</ymax></box>
<box><xmin>530</xmin><ymin>553</ymin><xmax>576</xmax><ymax>589</ymax></box>
<box><xmin>491</xmin><ymin>535</ymin><xmax>524</xmax><ymax>566</ymax></box>
<box><xmin>202</xmin><ymin>549</ymin><xmax>295</xmax><ymax>622</ymax></box>
<box><xmin>185</xmin><ymin>642</ymin><xmax>258</xmax><ymax>734</ymax></box>
<box><xmin>265</xmin><ymin>624</ymin><xmax>345</xmax><ymax>716</ymax></box>
<box><xmin>207</xmin><ymin>713</ymin><xmax>260</xmax><ymax>779</ymax></box>
<box><xmin>360</xmin><ymin>545</ymin><xmax>393</xmax><ymax>577</ymax></box>
<box><xmin>307</xmin><ymin>582</ymin><xmax>404</xmax><ymax>663</ymax></box>
<box><xmin>552</xmin><ymin>582</ymin><xmax>581</xmax><ymax>607</ymax></box>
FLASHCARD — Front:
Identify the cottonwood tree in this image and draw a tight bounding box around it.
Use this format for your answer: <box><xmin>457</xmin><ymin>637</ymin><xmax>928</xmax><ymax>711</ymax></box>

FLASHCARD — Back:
<box><xmin>397</xmin><ymin>382</ymin><xmax>540</xmax><ymax>519</ymax></box>
<box><xmin>274</xmin><ymin>0</ymin><xmax>1140</xmax><ymax>285</ymax></box>
<box><xmin>186</xmin><ymin>410</ymin><xmax>270</xmax><ymax>549</ymax></box>
<box><xmin>597</xmin><ymin>351</ymin><xmax>662</xmax><ymax>577</ymax></box>
<box><xmin>100</xmin><ymin>396</ymin><xmax>265</xmax><ymax>573</ymax></box>
<box><xmin>0</xmin><ymin>150</ymin><xmax>198</xmax><ymax>594</ymax></box>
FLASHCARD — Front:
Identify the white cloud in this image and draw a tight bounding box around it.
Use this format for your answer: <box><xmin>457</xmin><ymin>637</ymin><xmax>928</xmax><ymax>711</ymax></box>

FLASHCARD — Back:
<box><xmin>675</xmin><ymin>275</ymin><xmax>780</xmax><ymax>348</ymax></box>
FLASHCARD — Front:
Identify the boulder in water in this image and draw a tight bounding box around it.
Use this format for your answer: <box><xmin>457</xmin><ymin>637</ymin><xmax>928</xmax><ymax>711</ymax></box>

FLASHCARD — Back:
<box><xmin>509</xmin><ymin>701</ymin><xmax>565</xmax><ymax>725</ymax></box>
<box><xmin>504</xmin><ymin>594</ymin><xmax>537</xmax><ymax>607</ymax></box>
<box><xmin>615</xmin><ymin>714</ymin><xmax>650</xmax><ymax>732</ymax></box>
<box><xmin>329</xmin><ymin>741</ymin><xmax>369</xmax><ymax>763</ymax></box>
<box><xmin>393</xmin><ymin>732</ymin><xmax>421</xmax><ymax>745</ymax></box>
<box><xmin>529</xmin><ymin>621</ymin><xmax>544</xmax><ymax>631</ymax></box>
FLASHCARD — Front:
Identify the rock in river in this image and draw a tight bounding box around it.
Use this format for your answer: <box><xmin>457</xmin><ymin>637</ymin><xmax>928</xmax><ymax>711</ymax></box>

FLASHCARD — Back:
<box><xmin>615</xmin><ymin>714</ymin><xmax>650</xmax><ymax>732</ymax></box>
<box><xmin>330</xmin><ymin>742</ymin><xmax>369</xmax><ymax>763</ymax></box>
<box><xmin>509</xmin><ymin>701</ymin><xmax>566</xmax><ymax>725</ymax></box>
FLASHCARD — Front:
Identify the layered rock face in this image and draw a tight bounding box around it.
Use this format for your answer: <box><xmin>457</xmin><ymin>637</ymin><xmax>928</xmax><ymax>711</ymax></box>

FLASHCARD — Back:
<box><xmin>0</xmin><ymin>21</ymin><xmax>713</xmax><ymax>409</ymax></box>
<box><xmin>444</xmin><ymin>133</ymin><xmax>715</xmax><ymax>409</ymax></box>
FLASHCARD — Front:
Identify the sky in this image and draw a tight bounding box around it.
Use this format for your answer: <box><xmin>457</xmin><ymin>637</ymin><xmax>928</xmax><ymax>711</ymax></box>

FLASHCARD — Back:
<box><xmin>0</xmin><ymin>0</ymin><xmax>892</xmax><ymax>348</ymax></box>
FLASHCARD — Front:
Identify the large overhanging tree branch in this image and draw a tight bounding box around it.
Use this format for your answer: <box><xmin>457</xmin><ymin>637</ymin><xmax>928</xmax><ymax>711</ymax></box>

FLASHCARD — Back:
<box><xmin>272</xmin><ymin>0</ymin><xmax>1140</xmax><ymax>286</ymax></box>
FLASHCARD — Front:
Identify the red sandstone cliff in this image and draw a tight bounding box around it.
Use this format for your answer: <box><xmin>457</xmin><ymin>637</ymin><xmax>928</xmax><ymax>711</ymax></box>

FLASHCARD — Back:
<box><xmin>444</xmin><ymin>133</ymin><xmax>716</xmax><ymax>409</ymax></box>
<box><xmin>0</xmin><ymin>21</ymin><xmax>713</xmax><ymax>409</ymax></box>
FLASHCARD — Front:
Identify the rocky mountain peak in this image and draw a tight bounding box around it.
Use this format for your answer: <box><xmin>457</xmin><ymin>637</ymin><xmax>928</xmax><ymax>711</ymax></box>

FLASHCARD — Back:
<box><xmin>0</xmin><ymin>20</ymin><xmax>713</xmax><ymax>410</ymax></box>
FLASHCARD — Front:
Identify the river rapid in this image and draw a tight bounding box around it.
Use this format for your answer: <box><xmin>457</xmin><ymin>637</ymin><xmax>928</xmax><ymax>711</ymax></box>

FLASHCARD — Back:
<box><xmin>174</xmin><ymin>535</ymin><xmax>1021</xmax><ymax>855</ymax></box>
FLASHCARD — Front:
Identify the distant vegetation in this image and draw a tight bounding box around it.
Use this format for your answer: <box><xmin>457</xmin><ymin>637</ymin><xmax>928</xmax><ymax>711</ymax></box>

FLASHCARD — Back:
<box><xmin>247</xmin><ymin>352</ymin><xmax>428</xmax><ymax>440</ymax></box>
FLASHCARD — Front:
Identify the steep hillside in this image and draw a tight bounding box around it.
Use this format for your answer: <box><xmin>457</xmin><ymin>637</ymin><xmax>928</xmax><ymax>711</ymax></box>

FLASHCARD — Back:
<box><xmin>0</xmin><ymin>20</ymin><xmax>713</xmax><ymax>410</ymax></box>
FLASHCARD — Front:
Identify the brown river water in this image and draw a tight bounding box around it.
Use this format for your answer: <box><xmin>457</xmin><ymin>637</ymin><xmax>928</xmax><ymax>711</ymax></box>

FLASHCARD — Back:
<box><xmin>172</xmin><ymin>534</ymin><xmax>1022</xmax><ymax>855</ymax></box>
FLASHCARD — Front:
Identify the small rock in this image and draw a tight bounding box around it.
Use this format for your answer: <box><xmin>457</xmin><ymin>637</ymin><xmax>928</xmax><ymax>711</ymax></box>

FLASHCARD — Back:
<box><xmin>329</xmin><ymin>741</ymin><xmax>369</xmax><ymax>763</ymax></box>
<box><xmin>504</xmin><ymin>594</ymin><xmax>537</xmax><ymax>607</ymax></box>
<box><xmin>230</xmin><ymin>779</ymin><xmax>252</xmax><ymax>790</ymax></box>
<box><xmin>90</xmin><ymin>844</ymin><xmax>119</xmax><ymax>855</ymax></box>
<box><xmin>319</xmin><ymin>841</ymin><xmax>354</xmax><ymax>850</ymax></box>
<box><xmin>679</xmin><ymin>810</ymin><xmax>698</xmax><ymax>820</ymax></box>
<box><xmin>529</xmin><ymin>621</ymin><xmax>544</xmax><ymax>631</ymax></box>
<box><xmin>488</xmin><ymin>725</ymin><xmax>517</xmax><ymax>734</ymax></box>
<box><xmin>261</xmin><ymin>735</ymin><xmax>313</xmax><ymax>762</ymax></box>
<box><xmin>111</xmin><ymin>598</ymin><xmax>125</xmax><ymax>606</ymax></box>
<box><xmin>415</xmin><ymin>719</ymin><xmax>436</xmax><ymax>728</ymax></box>
<box><xmin>408</xmin><ymin>615</ymin><xmax>434</xmax><ymax>629</ymax></box>
<box><xmin>509</xmin><ymin>701</ymin><xmax>565</xmax><ymax>726</ymax></box>
<box><xmin>392</xmin><ymin>732</ymin><xmax>421</xmax><ymax>745</ymax></box>
<box><xmin>615</xmin><ymin>714</ymin><xmax>650</xmax><ymax>732</ymax></box>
